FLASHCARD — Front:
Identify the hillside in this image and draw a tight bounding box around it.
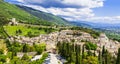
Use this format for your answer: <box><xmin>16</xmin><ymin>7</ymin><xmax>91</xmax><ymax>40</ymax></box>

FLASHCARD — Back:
<box><xmin>0</xmin><ymin>0</ymin><xmax>38</xmax><ymax>23</ymax></box>
<box><xmin>17</xmin><ymin>5</ymin><xmax>69</xmax><ymax>25</ymax></box>
<box><xmin>70</xmin><ymin>21</ymin><xmax>93</xmax><ymax>28</ymax></box>
<box><xmin>0</xmin><ymin>0</ymin><xmax>62</xmax><ymax>26</ymax></box>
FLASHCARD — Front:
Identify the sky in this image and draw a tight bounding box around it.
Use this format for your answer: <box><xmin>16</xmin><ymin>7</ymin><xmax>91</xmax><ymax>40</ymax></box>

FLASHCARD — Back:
<box><xmin>4</xmin><ymin>0</ymin><xmax>120</xmax><ymax>24</ymax></box>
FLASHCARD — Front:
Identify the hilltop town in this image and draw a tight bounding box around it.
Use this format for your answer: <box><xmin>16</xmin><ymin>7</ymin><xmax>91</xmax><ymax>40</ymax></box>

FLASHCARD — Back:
<box><xmin>0</xmin><ymin>18</ymin><xmax>119</xmax><ymax>64</ymax></box>
<box><xmin>9</xmin><ymin>29</ymin><xmax>120</xmax><ymax>56</ymax></box>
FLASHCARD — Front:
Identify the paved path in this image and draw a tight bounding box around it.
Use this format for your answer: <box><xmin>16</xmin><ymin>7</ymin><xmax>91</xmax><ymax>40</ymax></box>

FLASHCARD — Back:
<box><xmin>43</xmin><ymin>53</ymin><xmax>63</xmax><ymax>64</ymax></box>
<box><xmin>31</xmin><ymin>55</ymin><xmax>42</xmax><ymax>61</ymax></box>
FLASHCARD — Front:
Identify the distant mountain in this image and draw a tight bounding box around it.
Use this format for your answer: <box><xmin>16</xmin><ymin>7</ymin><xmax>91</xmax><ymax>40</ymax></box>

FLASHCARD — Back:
<box><xmin>70</xmin><ymin>21</ymin><xmax>120</xmax><ymax>29</ymax></box>
<box><xmin>70</xmin><ymin>21</ymin><xmax>93</xmax><ymax>28</ymax></box>
<box><xmin>16</xmin><ymin>5</ymin><xmax>70</xmax><ymax>26</ymax></box>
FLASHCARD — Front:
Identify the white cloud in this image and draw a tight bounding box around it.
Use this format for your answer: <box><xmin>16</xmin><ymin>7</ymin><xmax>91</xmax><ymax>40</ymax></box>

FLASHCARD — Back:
<box><xmin>61</xmin><ymin>0</ymin><xmax>104</xmax><ymax>8</ymax></box>
<box><xmin>25</xmin><ymin>4</ymin><xmax>95</xmax><ymax>21</ymax></box>
<box><xmin>25</xmin><ymin>5</ymin><xmax>49</xmax><ymax>12</ymax></box>
<box><xmin>16</xmin><ymin>0</ymin><xmax>24</xmax><ymax>2</ymax></box>
<box><xmin>17</xmin><ymin>0</ymin><xmax>105</xmax><ymax>22</ymax></box>
<box><xmin>21</xmin><ymin>0</ymin><xmax>104</xmax><ymax>8</ymax></box>
<box><xmin>8</xmin><ymin>0</ymin><xmax>120</xmax><ymax>23</ymax></box>
<box><xmin>23</xmin><ymin>0</ymin><xmax>43</xmax><ymax>4</ymax></box>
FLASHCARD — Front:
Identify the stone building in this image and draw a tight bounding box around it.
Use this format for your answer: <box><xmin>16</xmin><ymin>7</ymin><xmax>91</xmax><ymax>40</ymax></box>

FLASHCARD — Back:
<box><xmin>9</xmin><ymin>18</ymin><xmax>18</xmax><ymax>25</ymax></box>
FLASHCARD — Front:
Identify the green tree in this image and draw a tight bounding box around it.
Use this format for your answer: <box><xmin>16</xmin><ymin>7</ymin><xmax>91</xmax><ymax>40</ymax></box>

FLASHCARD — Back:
<box><xmin>75</xmin><ymin>45</ymin><xmax>81</xmax><ymax>64</ymax></box>
<box><xmin>18</xmin><ymin>29</ymin><xmax>22</xmax><ymax>34</ymax></box>
<box><xmin>0</xmin><ymin>55</ymin><xmax>7</xmax><ymax>63</ymax></box>
<box><xmin>116</xmin><ymin>48</ymin><xmax>120</xmax><ymax>64</ymax></box>
<box><xmin>34</xmin><ymin>43</ymin><xmax>46</xmax><ymax>54</ymax></box>
<box><xmin>102</xmin><ymin>46</ymin><xmax>106</xmax><ymax>57</ymax></box>
<box><xmin>101</xmin><ymin>46</ymin><xmax>112</xmax><ymax>64</ymax></box>
<box><xmin>5</xmin><ymin>39</ymin><xmax>11</xmax><ymax>48</ymax></box>
<box><xmin>29</xmin><ymin>46</ymin><xmax>35</xmax><ymax>52</ymax></box>
<box><xmin>85</xmin><ymin>42</ymin><xmax>97</xmax><ymax>50</ymax></box>
<box><xmin>102</xmin><ymin>46</ymin><xmax>106</xmax><ymax>64</ymax></box>
<box><xmin>23</xmin><ymin>43</ymin><xmax>30</xmax><ymax>52</ymax></box>
<box><xmin>57</xmin><ymin>42</ymin><xmax>82</xmax><ymax>64</ymax></box>
<box><xmin>26</xmin><ymin>31</ymin><xmax>33</xmax><ymax>37</ymax></box>
<box><xmin>21</xmin><ymin>54</ymin><xmax>29</xmax><ymax>60</ymax></box>
<box><xmin>82</xmin><ymin>44</ymin><xmax>85</xmax><ymax>64</ymax></box>
<box><xmin>104</xmin><ymin>50</ymin><xmax>111</xmax><ymax>64</ymax></box>
<box><xmin>98</xmin><ymin>51</ymin><xmax>102</xmax><ymax>64</ymax></box>
<box><xmin>83</xmin><ymin>56</ymin><xmax>98</xmax><ymax>64</ymax></box>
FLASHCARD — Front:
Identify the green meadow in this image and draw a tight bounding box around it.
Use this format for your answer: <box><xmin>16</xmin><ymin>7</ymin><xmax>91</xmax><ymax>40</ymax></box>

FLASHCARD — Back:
<box><xmin>4</xmin><ymin>25</ymin><xmax>56</xmax><ymax>37</ymax></box>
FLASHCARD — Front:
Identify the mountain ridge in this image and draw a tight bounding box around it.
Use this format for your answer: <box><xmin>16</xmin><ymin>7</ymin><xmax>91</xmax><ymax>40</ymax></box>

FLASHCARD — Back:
<box><xmin>70</xmin><ymin>21</ymin><xmax>120</xmax><ymax>29</ymax></box>
<box><xmin>0</xmin><ymin>0</ymin><xmax>70</xmax><ymax>26</ymax></box>
<box><xmin>16</xmin><ymin>5</ymin><xmax>70</xmax><ymax>26</ymax></box>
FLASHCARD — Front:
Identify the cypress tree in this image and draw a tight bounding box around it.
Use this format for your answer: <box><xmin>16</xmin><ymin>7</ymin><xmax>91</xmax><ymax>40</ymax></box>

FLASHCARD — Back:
<box><xmin>69</xmin><ymin>44</ymin><xmax>72</xmax><ymax>63</ymax></box>
<box><xmin>93</xmin><ymin>50</ymin><xmax>96</xmax><ymax>57</ymax></box>
<box><xmin>75</xmin><ymin>44</ymin><xmax>78</xmax><ymax>64</ymax></box>
<box><xmin>78</xmin><ymin>45</ymin><xmax>81</xmax><ymax>64</ymax></box>
<box><xmin>23</xmin><ymin>43</ymin><xmax>29</xmax><ymax>52</ymax></box>
<box><xmin>98</xmin><ymin>51</ymin><xmax>102</xmax><ymax>64</ymax></box>
<box><xmin>102</xmin><ymin>46</ymin><xmax>106</xmax><ymax>64</ymax></box>
<box><xmin>116</xmin><ymin>48</ymin><xmax>120</xmax><ymax>64</ymax></box>
<box><xmin>82</xmin><ymin>44</ymin><xmax>85</xmax><ymax>58</ymax></box>
<box><xmin>105</xmin><ymin>50</ymin><xmax>109</xmax><ymax>64</ymax></box>
<box><xmin>66</xmin><ymin>43</ymin><xmax>69</xmax><ymax>58</ymax></box>
<box><xmin>102</xmin><ymin>46</ymin><xmax>106</xmax><ymax>57</ymax></box>
<box><xmin>102</xmin><ymin>47</ymin><xmax>111</xmax><ymax>64</ymax></box>
<box><xmin>75</xmin><ymin>44</ymin><xmax>81</xmax><ymax>64</ymax></box>
<box><xmin>82</xmin><ymin>44</ymin><xmax>85</xmax><ymax>64</ymax></box>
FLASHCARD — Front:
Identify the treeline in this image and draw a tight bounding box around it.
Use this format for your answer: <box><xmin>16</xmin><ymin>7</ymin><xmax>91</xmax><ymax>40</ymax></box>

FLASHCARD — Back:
<box><xmin>0</xmin><ymin>14</ymin><xmax>10</xmax><ymax>38</ymax></box>
<box><xmin>5</xmin><ymin>40</ymin><xmax>46</xmax><ymax>55</ymax></box>
<box><xmin>25</xmin><ymin>26</ymin><xmax>57</xmax><ymax>37</ymax></box>
<box><xmin>96</xmin><ymin>28</ymin><xmax>120</xmax><ymax>42</ymax></box>
<box><xmin>69</xmin><ymin>27</ymin><xmax>100</xmax><ymax>38</ymax></box>
<box><xmin>5</xmin><ymin>25</ymin><xmax>58</xmax><ymax>37</ymax></box>
<box><xmin>0</xmin><ymin>39</ymin><xmax>46</xmax><ymax>64</ymax></box>
<box><xmin>57</xmin><ymin>42</ymin><xmax>82</xmax><ymax>64</ymax></box>
<box><xmin>19</xmin><ymin>20</ymin><xmax>56</xmax><ymax>26</ymax></box>
<box><xmin>57</xmin><ymin>42</ymin><xmax>120</xmax><ymax>64</ymax></box>
<box><xmin>106</xmin><ymin>33</ymin><xmax>120</xmax><ymax>42</ymax></box>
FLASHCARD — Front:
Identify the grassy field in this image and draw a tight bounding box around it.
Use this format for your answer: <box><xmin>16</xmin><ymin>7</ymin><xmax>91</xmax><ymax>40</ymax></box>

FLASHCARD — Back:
<box><xmin>4</xmin><ymin>25</ymin><xmax>56</xmax><ymax>37</ymax></box>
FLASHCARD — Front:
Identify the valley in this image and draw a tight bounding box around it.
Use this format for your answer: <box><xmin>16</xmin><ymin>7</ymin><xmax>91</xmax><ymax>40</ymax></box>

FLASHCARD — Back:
<box><xmin>0</xmin><ymin>0</ymin><xmax>120</xmax><ymax>64</ymax></box>
<box><xmin>1</xmin><ymin>20</ymin><xmax>119</xmax><ymax>64</ymax></box>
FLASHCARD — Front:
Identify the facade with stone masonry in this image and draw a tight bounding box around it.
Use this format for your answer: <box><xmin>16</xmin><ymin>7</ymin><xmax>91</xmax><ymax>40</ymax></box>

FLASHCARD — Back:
<box><xmin>9</xmin><ymin>18</ymin><xmax>18</xmax><ymax>25</ymax></box>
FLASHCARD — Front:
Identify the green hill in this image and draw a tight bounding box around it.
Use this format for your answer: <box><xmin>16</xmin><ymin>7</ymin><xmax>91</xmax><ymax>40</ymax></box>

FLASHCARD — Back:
<box><xmin>17</xmin><ymin>5</ymin><xmax>70</xmax><ymax>25</ymax></box>
<box><xmin>0</xmin><ymin>0</ymin><xmax>70</xmax><ymax>38</ymax></box>
<box><xmin>0</xmin><ymin>0</ymin><xmax>56</xmax><ymax>26</ymax></box>
<box><xmin>0</xmin><ymin>0</ymin><xmax>36</xmax><ymax>22</ymax></box>
<box><xmin>0</xmin><ymin>0</ymin><xmax>70</xmax><ymax>26</ymax></box>
<box><xmin>0</xmin><ymin>0</ymin><xmax>50</xmax><ymax>38</ymax></box>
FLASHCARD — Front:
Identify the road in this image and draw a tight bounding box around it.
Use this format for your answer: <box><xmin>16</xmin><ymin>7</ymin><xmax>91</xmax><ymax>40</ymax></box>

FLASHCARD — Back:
<box><xmin>43</xmin><ymin>53</ymin><xmax>63</xmax><ymax>64</ymax></box>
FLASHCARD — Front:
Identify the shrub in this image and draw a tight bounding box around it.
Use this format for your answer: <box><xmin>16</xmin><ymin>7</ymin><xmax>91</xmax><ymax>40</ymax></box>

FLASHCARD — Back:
<box><xmin>21</xmin><ymin>54</ymin><xmax>29</xmax><ymax>60</ymax></box>
<box><xmin>85</xmin><ymin>42</ymin><xmax>97</xmax><ymax>50</ymax></box>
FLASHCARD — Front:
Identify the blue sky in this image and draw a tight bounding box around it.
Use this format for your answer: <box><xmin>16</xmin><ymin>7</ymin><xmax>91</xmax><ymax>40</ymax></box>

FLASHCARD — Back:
<box><xmin>93</xmin><ymin>0</ymin><xmax>120</xmax><ymax>16</ymax></box>
<box><xmin>5</xmin><ymin>0</ymin><xmax>120</xmax><ymax>24</ymax></box>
